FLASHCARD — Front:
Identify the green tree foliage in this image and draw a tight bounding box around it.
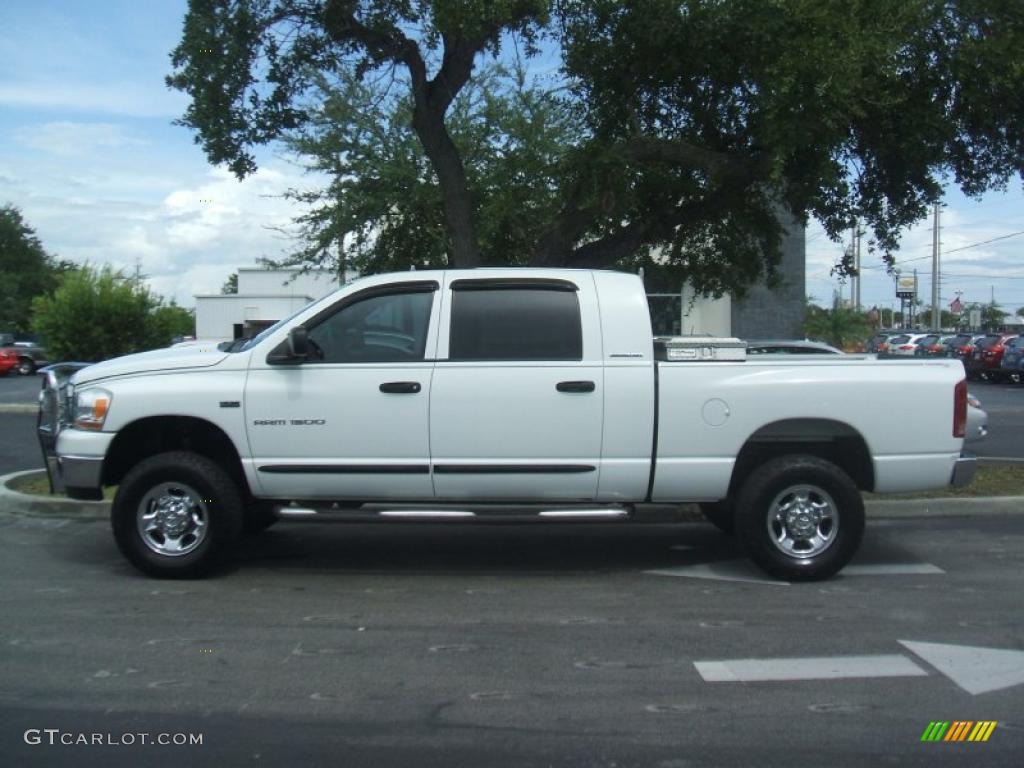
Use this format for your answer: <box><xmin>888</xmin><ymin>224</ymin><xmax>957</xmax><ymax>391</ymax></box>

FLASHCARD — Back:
<box><xmin>962</xmin><ymin>301</ymin><xmax>1009</xmax><ymax>329</ymax></box>
<box><xmin>31</xmin><ymin>266</ymin><xmax>189</xmax><ymax>362</ymax></box>
<box><xmin>151</xmin><ymin>303</ymin><xmax>196</xmax><ymax>340</ymax></box>
<box><xmin>278</xmin><ymin>64</ymin><xmax>579</xmax><ymax>274</ymax></box>
<box><xmin>168</xmin><ymin>1</ymin><xmax>1024</xmax><ymax>295</ymax></box>
<box><xmin>916</xmin><ymin>308</ymin><xmax>955</xmax><ymax>328</ymax></box>
<box><xmin>804</xmin><ymin>295</ymin><xmax>875</xmax><ymax>350</ymax></box>
<box><xmin>221</xmin><ymin>271</ymin><xmax>238</xmax><ymax>294</ymax></box>
<box><xmin>982</xmin><ymin>302</ymin><xmax>1008</xmax><ymax>328</ymax></box>
<box><xmin>0</xmin><ymin>204</ymin><xmax>73</xmax><ymax>334</ymax></box>
<box><xmin>1016</xmin><ymin>306</ymin><xmax>1024</xmax><ymax>319</ymax></box>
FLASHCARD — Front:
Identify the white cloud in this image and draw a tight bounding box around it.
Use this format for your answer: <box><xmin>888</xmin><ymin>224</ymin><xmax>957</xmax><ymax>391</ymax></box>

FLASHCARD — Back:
<box><xmin>12</xmin><ymin>121</ymin><xmax>147</xmax><ymax>156</ymax></box>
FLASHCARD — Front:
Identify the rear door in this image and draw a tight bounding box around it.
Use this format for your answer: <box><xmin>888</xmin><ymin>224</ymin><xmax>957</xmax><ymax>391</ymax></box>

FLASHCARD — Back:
<box><xmin>429</xmin><ymin>274</ymin><xmax>604</xmax><ymax>501</ymax></box>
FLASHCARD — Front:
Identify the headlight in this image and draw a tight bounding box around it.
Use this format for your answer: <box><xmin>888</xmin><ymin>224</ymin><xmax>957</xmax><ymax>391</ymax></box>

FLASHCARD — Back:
<box><xmin>73</xmin><ymin>388</ymin><xmax>112</xmax><ymax>431</ymax></box>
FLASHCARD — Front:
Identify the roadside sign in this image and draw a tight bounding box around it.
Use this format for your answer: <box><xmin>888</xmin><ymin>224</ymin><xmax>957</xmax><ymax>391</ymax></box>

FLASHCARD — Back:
<box><xmin>896</xmin><ymin>274</ymin><xmax>917</xmax><ymax>298</ymax></box>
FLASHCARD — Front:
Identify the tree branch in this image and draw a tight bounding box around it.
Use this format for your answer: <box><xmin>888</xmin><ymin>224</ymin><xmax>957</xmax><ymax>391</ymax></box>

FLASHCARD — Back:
<box><xmin>621</xmin><ymin>136</ymin><xmax>769</xmax><ymax>183</ymax></box>
<box><xmin>322</xmin><ymin>1</ymin><xmax>427</xmax><ymax>92</ymax></box>
<box><xmin>530</xmin><ymin>136</ymin><xmax>772</xmax><ymax>266</ymax></box>
<box><xmin>562</xmin><ymin>190</ymin><xmax>738</xmax><ymax>270</ymax></box>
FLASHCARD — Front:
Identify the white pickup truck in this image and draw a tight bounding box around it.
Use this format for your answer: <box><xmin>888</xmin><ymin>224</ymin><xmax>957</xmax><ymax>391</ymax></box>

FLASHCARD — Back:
<box><xmin>39</xmin><ymin>269</ymin><xmax>975</xmax><ymax>580</ymax></box>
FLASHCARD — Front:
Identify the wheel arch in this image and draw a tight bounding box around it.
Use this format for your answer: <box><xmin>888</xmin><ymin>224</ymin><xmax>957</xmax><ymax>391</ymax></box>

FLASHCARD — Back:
<box><xmin>728</xmin><ymin>418</ymin><xmax>874</xmax><ymax>496</ymax></box>
<box><xmin>102</xmin><ymin>416</ymin><xmax>250</xmax><ymax>495</ymax></box>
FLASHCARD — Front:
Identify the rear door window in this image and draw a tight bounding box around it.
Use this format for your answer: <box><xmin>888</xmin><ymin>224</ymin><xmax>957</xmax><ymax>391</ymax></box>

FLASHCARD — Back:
<box><xmin>448</xmin><ymin>285</ymin><xmax>583</xmax><ymax>361</ymax></box>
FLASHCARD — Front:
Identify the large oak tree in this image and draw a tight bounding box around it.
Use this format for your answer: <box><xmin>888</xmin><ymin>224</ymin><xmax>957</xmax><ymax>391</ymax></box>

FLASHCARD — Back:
<box><xmin>168</xmin><ymin>0</ymin><xmax>1024</xmax><ymax>295</ymax></box>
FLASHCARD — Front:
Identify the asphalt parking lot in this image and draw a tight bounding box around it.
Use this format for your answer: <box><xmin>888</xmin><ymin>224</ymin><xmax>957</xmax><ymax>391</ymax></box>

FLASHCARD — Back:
<box><xmin>2</xmin><ymin>509</ymin><xmax>1024</xmax><ymax>766</ymax></box>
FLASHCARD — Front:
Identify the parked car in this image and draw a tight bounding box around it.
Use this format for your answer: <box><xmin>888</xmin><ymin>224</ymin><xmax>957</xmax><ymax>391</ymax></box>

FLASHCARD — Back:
<box><xmin>0</xmin><ymin>333</ymin><xmax>49</xmax><ymax>375</ymax></box>
<box><xmin>912</xmin><ymin>334</ymin><xmax>947</xmax><ymax>358</ymax></box>
<box><xmin>866</xmin><ymin>330</ymin><xmax>904</xmax><ymax>355</ymax></box>
<box><xmin>0</xmin><ymin>346</ymin><xmax>19</xmax><ymax>376</ymax></box>
<box><xmin>746</xmin><ymin>340</ymin><xmax>844</xmax><ymax>355</ymax></box>
<box><xmin>966</xmin><ymin>333</ymin><xmax>1018</xmax><ymax>382</ymax></box>
<box><xmin>943</xmin><ymin>333</ymin><xmax>977</xmax><ymax>360</ymax></box>
<box><xmin>883</xmin><ymin>333</ymin><xmax>930</xmax><ymax>357</ymax></box>
<box><xmin>998</xmin><ymin>334</ymin><xmax>1024</xmax><ymax>384</ymax></box>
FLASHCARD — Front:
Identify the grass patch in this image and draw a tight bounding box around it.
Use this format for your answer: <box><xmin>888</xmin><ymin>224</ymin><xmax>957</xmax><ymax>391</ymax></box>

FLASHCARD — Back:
<box><xmin>8</xmin><ymin>471</ymin><xmax>116</xmax><ymax>500</ymax></box>
<box><xmin>865</xmin><ymin>463</ymin><xmax>1024</xmax><ymax>500</ymax></box>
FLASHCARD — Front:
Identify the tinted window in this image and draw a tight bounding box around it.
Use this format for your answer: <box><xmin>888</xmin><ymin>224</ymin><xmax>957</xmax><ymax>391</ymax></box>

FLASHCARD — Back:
<box><xmin>449</xmin><ymin>288</ymin><xmax>582</xmax><ymax>361</ymax></box>
<box><xmin>307</xmin><ymin>290</ymin><xmax>433</xmax><ymax>363</ymax></box>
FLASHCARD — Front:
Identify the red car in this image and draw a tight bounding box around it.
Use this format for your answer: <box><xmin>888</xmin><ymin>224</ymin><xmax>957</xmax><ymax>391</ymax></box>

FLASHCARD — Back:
<box><xmin>0</xmin><ymin>347</ymin><xmax>18</xmax><ymax>376</ymax></box>
<box><xmin>966</xmin><ymin>333</ymin><xmax>1018</xmax><ymax>382</ymax></box>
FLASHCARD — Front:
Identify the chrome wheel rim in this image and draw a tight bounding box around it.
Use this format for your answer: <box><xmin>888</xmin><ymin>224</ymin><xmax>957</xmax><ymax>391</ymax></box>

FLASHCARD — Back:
<box><xmin>766</xmin><ymin>484</ymin><xmax>838</xmax><ymax>559</ymax></box>
<box><xmin>136</xmin><ymin>482</ymin><xmax>208</xmax><ymax>557</ymax></box>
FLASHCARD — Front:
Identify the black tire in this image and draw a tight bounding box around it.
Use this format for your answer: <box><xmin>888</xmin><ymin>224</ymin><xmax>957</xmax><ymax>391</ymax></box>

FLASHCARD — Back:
<box><xmin>699</xmin><ymin>500</ymin><xmax>735</xmax><ymax>535</ymax></box>
<box><xmin>243</xmin><ymin>499</ymin><xmax>278</xmax><ymax>536</ymax></box>
<box><xmin>735</xmin><ymin>454</ymin><xmax>864</xmax><ymax>582</ymax></box>
<box><xmin>17</xmin><ymin>358</ymin><xmax>35</xmax><ymax>375</ymax></box>
<box><xmin>112</xmin><ymin>451</ymin><xmax>244</xmax><ymax>578</ymax></box>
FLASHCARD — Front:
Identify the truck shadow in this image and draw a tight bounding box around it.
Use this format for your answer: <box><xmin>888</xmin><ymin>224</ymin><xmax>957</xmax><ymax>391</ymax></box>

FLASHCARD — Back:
<box><xmin>230</xmin><ymin>520</ymin><xmax>740</xmax><ymax>575</ymax></box>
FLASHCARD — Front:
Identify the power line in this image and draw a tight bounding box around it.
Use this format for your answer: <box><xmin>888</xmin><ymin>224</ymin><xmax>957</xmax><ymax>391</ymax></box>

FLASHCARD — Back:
<box><xmin>944</xmin><ymin>229</ymin><xmax>1024</xmax><ymax>255</ymax></box>
<box><xmin>852</xmin><ymin>227</ymin><xmax>1024</xmax><ymax>271</ymax></box>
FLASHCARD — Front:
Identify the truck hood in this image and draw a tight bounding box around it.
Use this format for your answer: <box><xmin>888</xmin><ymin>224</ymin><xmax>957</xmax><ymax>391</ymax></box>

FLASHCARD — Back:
<box><xmin>71</xmin><ymin>345</ymin><xmax>230</xmax><ymax>385</ymax></box>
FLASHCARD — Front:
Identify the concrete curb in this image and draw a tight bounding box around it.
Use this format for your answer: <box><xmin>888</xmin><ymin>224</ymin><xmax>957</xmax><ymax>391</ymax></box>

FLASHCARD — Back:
<box><xmin>0</xmin><ymin>404</ymin><xmax>39</xmax><ymax>413</ymax></box>
<box><xmin>2</xmin><ymin>469</ymin><xmax>1023</xmax><ymax>522</ymax></box>
<box><xmin>0</xmin><ymin>470</ymin><xmax>110</xmax><ymax>519</ymax></box>
<box><xmin>866</xmin><ymin>495</ymin><xmax>1024</xmax><ymax>517</ymax></box>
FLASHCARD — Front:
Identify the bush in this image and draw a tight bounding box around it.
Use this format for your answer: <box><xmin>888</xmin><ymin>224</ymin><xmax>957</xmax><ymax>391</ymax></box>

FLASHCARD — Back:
<box><xmin>31</xmin><ymin>266</ymin><xmax>192</xmax><ymax>362</ymax></box>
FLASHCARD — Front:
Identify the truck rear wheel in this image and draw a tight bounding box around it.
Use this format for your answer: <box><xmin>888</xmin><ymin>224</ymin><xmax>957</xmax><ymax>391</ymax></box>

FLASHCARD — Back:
<box><xmin>111</xmin><ymin>451</ymin><xmax>244</xmax><ymax>578</ymax></box>
<box><xmin>735</xmin><ymin>454</ymin><xmax>864</xmax><ymax>581</ymax></box>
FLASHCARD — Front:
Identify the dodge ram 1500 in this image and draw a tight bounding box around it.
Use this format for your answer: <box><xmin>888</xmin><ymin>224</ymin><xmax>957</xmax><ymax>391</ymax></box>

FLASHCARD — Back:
<box><xmin>39</xmin><ymin>269</ymin><xmax>975</xmax><ymax>580</ymax></box>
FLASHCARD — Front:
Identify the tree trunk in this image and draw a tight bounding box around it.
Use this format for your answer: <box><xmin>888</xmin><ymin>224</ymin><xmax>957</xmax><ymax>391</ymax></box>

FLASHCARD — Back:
<box><xmin>412</xmin><ymin>107</ymin><xmax>481</xmax><ymax>269</ymax></box>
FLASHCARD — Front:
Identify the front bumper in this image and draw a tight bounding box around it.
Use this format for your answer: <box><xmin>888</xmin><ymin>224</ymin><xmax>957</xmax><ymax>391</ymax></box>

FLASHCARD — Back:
<box><xmin>36</xmin><ymin>362</ymin><xmax>105</xmax><ymax>498</ymax></box>
<box><xmin>58</xmin><ymin>455</ymin><xmax>105</xmax><ymax>499</ymax></box>
<box><xmin>950</xmin><ymin>452</ymin><xmax>978</xmax><ymax>488</ymax></box>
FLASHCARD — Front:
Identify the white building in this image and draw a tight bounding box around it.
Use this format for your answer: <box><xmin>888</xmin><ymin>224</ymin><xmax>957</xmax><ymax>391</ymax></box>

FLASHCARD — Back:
<box><xmin>194</xmin><ymin>268</ymin><xmax>355</xmax><ymax>343</ymax></box>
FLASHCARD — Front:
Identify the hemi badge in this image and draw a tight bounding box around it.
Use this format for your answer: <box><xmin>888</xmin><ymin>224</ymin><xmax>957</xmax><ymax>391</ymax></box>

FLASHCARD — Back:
<box><xmin>219</xmin><ymin>401</ymin><xmax>241</xmax><ymax>408</ymax></box>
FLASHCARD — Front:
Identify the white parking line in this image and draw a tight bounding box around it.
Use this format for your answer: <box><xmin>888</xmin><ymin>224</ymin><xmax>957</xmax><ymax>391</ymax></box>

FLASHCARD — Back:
<box><xmin>695</xmin><ymin>654</ymin><xmax>928</xmax><ymax>682</ymax></box>
<box><xmin>841</xmin><ymin>563</ymin><xmax>945</xmax><ymax>575</ymax></box>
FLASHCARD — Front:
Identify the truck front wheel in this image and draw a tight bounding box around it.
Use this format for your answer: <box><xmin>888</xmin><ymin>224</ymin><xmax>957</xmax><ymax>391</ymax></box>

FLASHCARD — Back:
<box><xmin>735</xmin><ymin>455</ymin><xmax>864</xmax><ymax>581</ymax></box>
<box><xmin>111</xmin><ymin>451</ymin><xmax>244</xmax><ymax>578</ymax></box>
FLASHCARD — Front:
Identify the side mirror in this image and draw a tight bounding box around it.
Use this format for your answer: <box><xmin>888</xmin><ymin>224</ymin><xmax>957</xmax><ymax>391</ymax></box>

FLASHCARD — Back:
<box><xmin>287</xmin><ymin>327</ymin><xmax>310</xmax><ymax>358</ymax></box>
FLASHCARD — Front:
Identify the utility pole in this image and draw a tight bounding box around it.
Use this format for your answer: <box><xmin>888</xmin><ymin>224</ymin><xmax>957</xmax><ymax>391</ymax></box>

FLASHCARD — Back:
<box><xmin>132</xmin><ymin>257</ymin><xmax>148</xmax><ymax>285</ymax></box>
<box><xmin>854</xmin><ymin>224</ymin><xmax>861</xmax><ymax>311</ymax></box>
<box><xmin>912</xmin><ymin>268</ymin><xmax>918</xmax><ymax>328</ymax></box>
<box><xmin>930</xmin><ymin>203</ymin><xmax>940</xmax><ymax>331</ymax></box>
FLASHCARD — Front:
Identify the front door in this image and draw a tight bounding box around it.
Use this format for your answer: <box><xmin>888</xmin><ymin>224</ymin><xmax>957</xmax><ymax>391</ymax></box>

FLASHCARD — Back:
<box><xmin>245</xmin><ymin>280</ymin><xmax>440</xmax><ymax>501</ymax></box>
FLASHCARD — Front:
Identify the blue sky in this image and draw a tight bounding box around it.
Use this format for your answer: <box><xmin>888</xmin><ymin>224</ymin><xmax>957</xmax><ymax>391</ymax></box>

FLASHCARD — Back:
<box><xmin>2</xmin><ymin>1</ymin><xmax>1022</xmax><ymax>313</ymax></box>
